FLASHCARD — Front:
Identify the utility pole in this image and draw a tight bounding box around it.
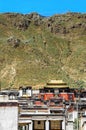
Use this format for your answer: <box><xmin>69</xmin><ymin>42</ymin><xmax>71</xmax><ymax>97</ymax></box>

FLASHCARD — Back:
<box><xmin>77</xmin><ymin>101</ymin><xmax>79</xmax><ymax>130</ymax></box>
<box><xmin>77</xmin><ymin>91</ymin><xmax>80</xmax><ymax>130</ymax></box>
<box><xmin>0</xmin><ymin>81</ymin><xmax>1</xmax><ymax>91</ymax></box>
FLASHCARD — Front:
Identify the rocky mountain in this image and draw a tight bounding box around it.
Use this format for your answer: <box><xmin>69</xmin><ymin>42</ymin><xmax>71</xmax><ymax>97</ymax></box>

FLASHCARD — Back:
<box><xmin>0</xmin><ymin>12</ymin><xmax>86</xmax><ymax>89</ymax></box>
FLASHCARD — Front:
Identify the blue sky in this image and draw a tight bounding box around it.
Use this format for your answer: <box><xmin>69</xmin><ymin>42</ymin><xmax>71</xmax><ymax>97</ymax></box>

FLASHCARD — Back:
<box><xmin>0</xmin><ymin>0</ymin><xmax>86</xmax><ymax>16</ymax></box>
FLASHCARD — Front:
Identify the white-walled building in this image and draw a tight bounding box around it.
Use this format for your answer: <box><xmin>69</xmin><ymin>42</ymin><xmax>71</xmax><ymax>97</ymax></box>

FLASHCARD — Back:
<box><xmin>19</xmin><ymin>86</ymin><xmax>32</xmax><ymax>97</ymax></box>
<box><xmin>0</xmin><ymin>95</ymin><xmax>18</xmax><ymax>130</ymax></box>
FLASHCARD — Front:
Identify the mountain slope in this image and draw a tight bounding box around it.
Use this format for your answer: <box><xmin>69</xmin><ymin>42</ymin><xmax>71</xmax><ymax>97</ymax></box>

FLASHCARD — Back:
<box><xmin>0</xmin><ymin>12</ymin><xmax>86</xmax><ymax>89</ymax></box>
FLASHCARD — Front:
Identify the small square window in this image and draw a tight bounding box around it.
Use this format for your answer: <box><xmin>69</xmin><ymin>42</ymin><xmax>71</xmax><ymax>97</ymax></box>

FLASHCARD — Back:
<box><xmin>38</xmin><ymin>121</ymin><xmax>41</xmax><ymax>124</ymax></box>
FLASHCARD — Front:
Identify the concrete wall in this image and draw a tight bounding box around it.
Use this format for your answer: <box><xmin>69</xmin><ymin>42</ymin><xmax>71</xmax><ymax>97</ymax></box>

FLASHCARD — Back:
<box><xmin>83</xmin><ymin>123</ymin><xmax>86</xmax><ymax>130</ymax></box>
<box><xmin>19</xmin><ymin>88</ymin><xmax>32</xmax><ymax>97</ymax></box>
<box><xmin>0</xmin><ymin>102</ymin><xmax>18</xmax><ymax>130</ymax></box>
<box><xmin>26</xmin><ymin>89</ymin><xmax>32</xmax><ymax>97</ymax></box>
<box><xmin>73</xmin><ymin>111</ymin><xmax>78</xmax><ymax>122</ymax></box>
<box><xmin>66</xmin><ymin>122</ymin><xmax>73</xmax><ymax>130</ymax></box>
<box><xmin>68</xmin><ymin>111</ymin><xmax>78</xmax><ymax>122</ymax></box>
<box><xmin>32</xmin><ymin>90</ymin><xmax>40</xmax><ymax>95</ymax></box>
<box><xmin>19</xmin><ymin>89</ymin><xmax>23</xmax><ymax>97</ymax></box>
<box><xmin>80</xmin><ymin>117</ymin><xmax>86</xmax><ymax>130</ymax></box>
<box><xmin>0</xmin><ymin>95</ymin><xmax>9</xmax><ymax>101</ymax></box>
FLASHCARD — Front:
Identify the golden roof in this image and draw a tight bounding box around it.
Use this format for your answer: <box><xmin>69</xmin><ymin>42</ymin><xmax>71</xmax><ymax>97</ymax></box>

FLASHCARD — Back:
<box><xmin>47</xmin><ymin>80</ymin><xmax>67</xmax><ymax>85</ymax></box>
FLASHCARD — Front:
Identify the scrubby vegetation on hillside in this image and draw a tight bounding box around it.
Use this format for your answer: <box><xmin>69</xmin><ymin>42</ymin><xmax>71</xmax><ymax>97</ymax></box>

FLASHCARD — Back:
<box><xmin>0</xmin><ymin>12</ymin><xmax>86</xmax><ymax>89</ymax></box>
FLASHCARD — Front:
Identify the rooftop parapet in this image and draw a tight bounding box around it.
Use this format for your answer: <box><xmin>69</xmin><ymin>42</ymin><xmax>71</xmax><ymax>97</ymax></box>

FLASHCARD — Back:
<box><xmin>0</xmin><ymin>95</ymin><xmax>9</xmax><ymax>102</ymax></box>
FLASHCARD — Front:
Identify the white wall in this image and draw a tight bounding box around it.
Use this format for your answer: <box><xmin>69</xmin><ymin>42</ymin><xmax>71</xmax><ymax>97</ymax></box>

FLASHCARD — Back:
<box><xmin>32</xmin><ymin>90</ymin><xmax>40</xmax><ymax>95</ymax></box>
<box><xmin>0</xmin><ymin>105</ymin><xmax>18</xmax><ymax>130</ymax></box>
<box><xmin>66</xmin><ymin>122</ymin><xmax>73</xmax><ymax>130</ymax></box>
<box><xmin>0</xmin><ymin>95</ymin><xmax>9</xmax><ymax>101</ymax></box>
<box><xmin>80</xmin><ymin>117</ymin><xmax>86</xmax><ymax>130</ymax></box>
<box><xmin>83</xmin><ymin>123</ymin><xmax>86</xmax><ymax>130</ymax></box>
<box><xmin>19</xmin><ymin>89</ymin><xmax>23</xmax><ymax>97</ymax></box>
<box><xmin>26</xmin><ymin>89</ymin><xmax>32</xmax><ymax>97</ymax></box>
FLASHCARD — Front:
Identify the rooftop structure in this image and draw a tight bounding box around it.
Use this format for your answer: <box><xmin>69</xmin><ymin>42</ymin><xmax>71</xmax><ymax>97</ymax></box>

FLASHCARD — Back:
<box><xmin>46</xmin><ymin>80</ymin><xmax>68</xmax><ymax>88</ymax></box>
